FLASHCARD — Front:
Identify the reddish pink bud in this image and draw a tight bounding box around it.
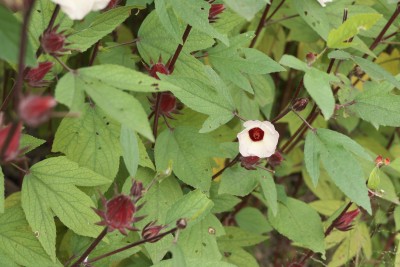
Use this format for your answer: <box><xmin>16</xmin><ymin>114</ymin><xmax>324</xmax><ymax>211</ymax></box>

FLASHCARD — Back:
<box><xmin>306</xmin><ymin>52</ymin><xmax>317</xmax><ymax>66</ymax></box>
<box><xmin>41</xmin><ymin>26</ymin><xmax>68</xmax><ymax>56</ymax></box>
<box><xmin>292</xmin><ymin>98</ymin><xmax>309</xmax><ymax>112</ymax></box>
<box><xmin>149</xmin><ymin>92</ymin><xmax>181</xmax><ymax>120</ymax></box>
<box><xmin>18</xmin><ymin>95</ymin><xmax>57</xmax><ymax>127</ymax></box>
<box><xmin>94</xmin><ymin>193</ymin><xmax>143</xmax><ymax>235</ymax></box>
<box><xmin>141</xmin><ymin>221</ymin><xmax>166</xmax><ymax>242</ymax></box>
<box><xmin>209</xmin><ymin>3</ymin><xmax>225</xmax><ymax>22</ymax></box>
<box><xmin>334</xmin><ymin>208</ymin><xmax>360</xmax><ymax>231</ymax></box>
<box><xmin>269</xmin><ymin>151</ymin><xmax>283</xmax><ymax>167</ymax></box>
<box><xmin>375</xmin><ymin>155</ymin><xmax>389</xmax><ymax>168</ymax></box>
<box><xmin>384</xmin><ymin>157</ymin><xmax>390</xmax><ymax>166</ymax></box>
<box><xmin>25</xmin><ymin>62</ymin><xmax>54</xmax><ymax>87</ymax></box>
<box><xmin>130</xmin><ymin>180</ymin><xmax>144</xmax><ymax>202</ymax></box>
<box><xmin>240</xmin><ymin>156</ymin><xmax>260</xmax><ymax>170</ymax></box>
<box><xmin>0</xmin><ymin>123</ymin><xmax>22</xmax><ymax>162</ymax></box>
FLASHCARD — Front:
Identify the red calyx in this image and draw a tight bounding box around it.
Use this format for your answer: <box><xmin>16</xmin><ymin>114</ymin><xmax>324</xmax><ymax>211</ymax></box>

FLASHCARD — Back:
<box><xmin>41</xmin><ymin>26</ymin><xmax>69</xmax><ymax>56</ymax></box>
<box><xmin>141</xmin><ymin>221</ymin><xmax>166</xmax><ymax>243</ymax></box>
<box><xmin>0</xmin><ymin>123</ymin><xmax>22</xmax><ymax>162</ymax></box>
<box><xmin>18</xmin><ymin>95</ymin><xmax>57</xmax><ymax>127</ymax></box>
<box><xmin>208</xmin><ymin>3</ymin><xmax>225</xmax><ymax>22</ymax></box>
<box><xmin>334</xmin><ymin>208</ymin><xmax>360</xmax><ymax>231</ymax></box>
<box><xmin>25</xmin><ymin>62</ymin><xmax>54</xmax><ymax>87</ymax></box>
<box><xmin>248</xmin><ymin>127</ymin><xmax>264</xmax><ymax>142</ymax></box>
<box><xmin>240</xmin><ymin>156</ymin><xmax>260</xmax><ymax>170</ymax></box>
<box><xmin>269</xmin><ymin>151</ymin><xmax>284</xmax><ymax>167</ymax></box>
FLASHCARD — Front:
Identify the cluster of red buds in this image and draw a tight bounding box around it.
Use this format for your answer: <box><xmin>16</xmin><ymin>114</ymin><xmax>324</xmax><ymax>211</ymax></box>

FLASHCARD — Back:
<box><xmin>40</xmin><ymin>25</ymin><xmax>71</xmax><ymax>56</ymax></box>
<box><xmin>375</xmin><ymin>155</ymin><xmax>390</xmax><ymax>167</ymax></box>
<box><xmin>333</xmin><ymin>208</ymin><xmax>360</xmax><ymax>232</ymax></box>
<box><xmin>207</xmin><ymin>0</ymin><xmax>225</xmax><ymax>22</ymax></box>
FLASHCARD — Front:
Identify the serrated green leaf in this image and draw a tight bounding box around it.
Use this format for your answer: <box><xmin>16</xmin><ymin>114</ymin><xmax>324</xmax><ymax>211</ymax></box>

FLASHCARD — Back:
<box><xmin>327</xmin><ymin>13</ymin><xmax>382</xmax><ymax>48</ymax></box>
<box><xmin>21</xmin><ymin>157</ymin><xmax>109</xmax><ymax>260</ymax></box>
<box><xmin>53</xmin><ymin>104</ymin><xmax>121</xmax><ymax>180</ymax></box>
<box><xmin>304</xmin><ymin>68</ymin><xmax>338</xmax><ymax>119</ymax></box>
<box><xmin>258</xmin><ymin>173</ymin><xmax>278</xmax><ymax>216</ymax></box>
<box><xmin>235</xmin><ymin>207</ymin><xmax>272</xmax><ymax>234</ymax></box>
<box><xmin>222</xmin><ymin>0</ymin><xmax>269</xmax><ymax>21</ymax></box>
<box><xmin>218</xmin><ymin>165</ymin><xmax>261</xmax><ymax>197</ymax></box>
<box><xmin>348</xmin><ymin>87</ymin><xmax>400</xmax><ymax>127</ymax></box>
<box><xmin>0</xmin><ymin>5</ymin><xmax>36</xmax><ymax>66</ymax></box>
<box><xmin>210</xmin><ymin>182</ymin><xmax>241</xmax><ymax>213</ymax></box>
<box><xmin>220</xmin><ymin>247</ymin><xmax>260</xmax><ymax>267</ymax></box>
<box><xmin>279</xmin><ymin>54</ymin><xmax>310</xmax><ymax>72</ymax></box>
<box><xmin>0</xmin><ymin>204</ymin><xmax>57</xmax><ymax>266</ymax></box>
<box><xmin>20</xmin><ymin>134</ymin><xmax>46</xmax><ymax>154</ymax></box>
<box><xmin>165</xmin><ymin>190</ymin><xmax>214</xmax><ymax>227</ymax></box>
<box><xmin>120</xmin><ymin>125</ymin><xmax>139</xmax><ymax>177</ymax></box>
<box><xmin>304</xmin><ymin>129</ymin><xmax>372</xmax><ymax>213</ymax></box>
<box><xmin>68</xmin><ymin>6</ymin><xmax>133</xmax><ymax>52</ymax></box>
<box><xmin>268</xmin><ymin>198</ymin><xmax>325</xmax><ymax>254</ymax></box>
<box><xmin>218</xmin><ymin>226</ymin><xmax>267</xmax><ymax>249</ymax></box>
<box><xmin>155</xmin><ymin>127</ymin><xmax>220</xmax><ymax>192</ymax></box>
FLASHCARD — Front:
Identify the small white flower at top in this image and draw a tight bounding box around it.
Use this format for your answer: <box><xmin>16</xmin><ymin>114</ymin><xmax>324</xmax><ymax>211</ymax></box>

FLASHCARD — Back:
<box><xmin>237</xmin><ymin>120</ymin><xmax>279</xmax><ymax>158</ymax></box>
<box><xmin>317</xmin><ymin>0</ymin><xmax>333</xmax><ymax>7</ymax></box>
<box><xmin>50</xmin><ymin>0</ymin><xmax>112</xmax><ymax>20</ymax></box>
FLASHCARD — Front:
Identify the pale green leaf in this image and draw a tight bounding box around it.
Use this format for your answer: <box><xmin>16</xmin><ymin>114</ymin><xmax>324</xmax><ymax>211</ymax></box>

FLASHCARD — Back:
<box><xmin>222</xmin><ymin>0</ymin><xmax>269</xmax><ymax>21</ymax></box>
<box><xmin>218</xmin><ymin>226</ymin><xmax>267</xmax><ymax>249</ymax></box>
<box><xmin>235</xmin><ymin>207</ymin><xmax>272</xmax><ymax>234</ymax></box>
<box><xmin>53</xmin><ymin>104</ymin><xmax>121</xmax><ymax>180</ymax></box>
<box><xmin>258</xmin><ymin>173</ymin><xmax>278</xmax><ymax>216</ymax></box>
<box><xmin>20</xmin><ymin>134</ymin><xmax>46</xmax><ymax>154</ymax></box>
<box><xmin>279</xmin><ymin>55</ymin><xmax>310</xmax><ymax>72</ymax></box>
<box><xmin>220</xmin><ymin>247</ymin><xmax>259</xmax><ymax>267</ymax></box>
<box><xmin>120</xmin><ymin>125</ymin><xmax>139</xmax><ymax>177</ymax></box>
<box><xmin>21</xmin><ymin>157</ymin><xmax>109</xmax><ymax>260</ymax></box>
<box><xmin>218</xmin><ymin>165</ymin><xmax>261</xmax><ymax>197</ymax></box>
<box><xmin>268</xmin><ymin>198</ymin><xmax>325</xmax><ymax>254</ymax></box>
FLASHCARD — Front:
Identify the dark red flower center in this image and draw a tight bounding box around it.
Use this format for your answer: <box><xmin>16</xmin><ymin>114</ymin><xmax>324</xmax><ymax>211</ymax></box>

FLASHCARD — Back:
<box><xmin>248</xmin><ymin>127</ymin><xmax>264</xmax><ymax>142</ymax></box>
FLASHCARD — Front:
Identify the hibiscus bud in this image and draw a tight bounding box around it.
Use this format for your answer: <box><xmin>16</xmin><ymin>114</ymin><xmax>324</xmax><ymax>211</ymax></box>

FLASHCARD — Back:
<box><xmin>0</xmin><ymin>123</ymin><xmax>22</xmax><ymax>162</ymax></box>
<box><xmin>93</xmin><ymin>193</ymin><xmax>143</xmax><ymax>235</ymax></box>
<box><xmin>105</xmin><ymin>0</ymin><xmax>120</xmax><ymax>10</ymax></box>
<box><xmin>41</xmin><ymin>26</ymin><xmax>68</xmax><ymax>56</ymax></box>
<box><xmin>145</xmin><ymin>57</ymin><xmax>170</xmax><ymax>80</ymax></box>
<box><xmin>237</xmin><ymin>120</ymin><xmax>279</xmax><ymax>158</ymax></box>
<box><xmin>176</xmin><ymin>218</ymin><xmax>187</xmax><ymax>229</ymax></box>
<box><xmin>269</xmin><ymin>151</ymin><xmax>283</xmax><ymax>167</ymax></box>
<box><xmin>334</xmin><ymin>208</ymin><xmax>360</xmax><ymax>231</ymax></box>
<box><xmin>240</xmin><ymin>156</ymin><xmax>260</xmax><ymax>170</ymax></box>
<box><xmin>149</xmin><ymin>92</ymin><xmax>181</xmax><ymax>120</ymax></box>
<box><xmin>375</xmin><ymin>155</ymin><xmax>383</xmax><ymax>166</ymax></box>
<box><xmin>141</xmin><ymin>221</ymin><xmax>166</xmax><ymax>242</ymax></box>
<box><xmin>18</xmin><ymin>95</ymin><xmax>57</xmax><ymax>127</ymax></box>
<box><xmin>385</xmin><ymin>157</ymin><xmax>390</xmax><ymax>165</ymax></box>
<box><xmin>25</xmin><ymin>62</ymin><xmax>54</xmax><ymax>87</ymax></box>
<box><xmin>292</xmin><ymin>98</ymin><xmax>309</xmax><ymax>112</ymax></box>
<box><xmin>306</xmin><ymin>52</ymin><xmax>317</xmax><ymax>66</ymax></box>
<box><xmin>208</xmin><ymin>2</ymin><xmax>225</xmax><ymax>22</ymax></box>
<box><xmin>130</xmin><ymin>180</ymin><xmax>144</xmax><ymax>203</ymax></box>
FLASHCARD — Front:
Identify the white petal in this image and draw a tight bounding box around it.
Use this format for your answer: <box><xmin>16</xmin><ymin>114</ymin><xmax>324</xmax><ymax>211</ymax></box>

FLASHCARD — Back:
<box><xmin>92</xmin><ymin>0</ymin><xmax>112</xmax><ymax>11</ymax></box>
<box><xmin>51</xmin><ymin>0</ymin><xmax>95</xmax><ymax>20</ymax></box>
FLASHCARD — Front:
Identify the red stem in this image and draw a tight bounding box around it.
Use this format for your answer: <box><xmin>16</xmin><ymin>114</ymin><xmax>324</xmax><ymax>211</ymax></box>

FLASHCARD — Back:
<box><xmin>249</xmin><ymin>1</ymin><xmax>273</xmax><ymax>48</ymax></box>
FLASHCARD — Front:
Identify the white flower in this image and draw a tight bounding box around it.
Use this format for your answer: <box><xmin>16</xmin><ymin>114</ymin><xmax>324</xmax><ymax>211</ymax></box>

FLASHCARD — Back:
<box><xmin>317</xmin><ymin>0</ymin><xmax>333</xmax><ymax>7</ymax></box>
<box><xmin>51</xmin><ymin>0</ymin><xmax>112</xmax><ymax>20</ymax></box>
<box><xmin>237</xmin><ymin>120</ymin><xmax>279</xmax><ymax>158</ymax></box>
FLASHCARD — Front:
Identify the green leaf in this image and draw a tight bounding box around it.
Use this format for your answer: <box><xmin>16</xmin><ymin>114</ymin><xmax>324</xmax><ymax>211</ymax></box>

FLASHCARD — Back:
<box><xmin>218</xmin><ymin>226</ymin><xmax>267</xmax><ymax>249</ymax></box>
<box><xmin>348</xmin><ymin>87</ymin><xmax>400</xmax><ymax>127</ymax></box>
<box><xmin>327</xmin><ymin>13</ymin><xmax>382</xmax><ymax>48</ymax></box>
<box><xmin>394</xmin><ymin>206</ymin><xmax>400</xmax><ymax>231</ymax></box>
<box><xmin>0</xmin><ymin>5</ymin><xmax>36</xmax><ymax>66</ymax></box>
<box><xmin>353</xmin><ymin>56</ymin><xmax>400</xmax><ymax>89</ymax></box>
<box><xmin>155</xmin><ymin>127</ymin><xmax>219</xmax><ymax>192</ymax></box>
<box><xmin>222</xmin><ymin>0</ymin><xmax>268</xmax><ymax>21</ymax></box>
<box><xmin>0</xmin><ymin>167</ymin><xmax>3</xmax><ymax>213</ymax></box>
<box><xmin>268</xmin><ymin>198</ymin><xmax>325</xmax><ymax>254</ymax></box>
<box><xmin>220</xmin><ymin>247</ymin><xmax>259</xmax><ymax>267</ymax></box>
<box><xmin>120</xmin><ymin>125</ymin><xmax>139</xmax><ymax>177</ymax></box>
<box><xmin>235</xmin><ymin>207</ymin><xmax>272</xmax><ymax>234</ymax></box>
<box><xmin>304</xmin><ymin>68</ymin><xmax>338</xmax><ymax>119</ymax></box>
<box><xmin>20</xmin><ymin>134</ymin><xmax>46</xmax><ymax>154</ymax></box>
<box><xmin>208</xmin><ymin>33</ymin><xmax>284</xmax><ymax>92</ymax></box>
<box><xmin>210</xmin><ymin>182</ymin><xmax>241</xmax><ymax>213</ymax></box>
<box><xmin>258</xmin><ymin>173</ymin><xmax>278</xmax><ymax>216</ymax></box>
<box><xmin>0</xmin><ymin>204</ymin><xmax>57</xmax><ymax>266</ymax></box>
<box><xmin>218</xmin><ymin>165</ymin><xmax>261</xmax><ymax>197</ymax></box>
<box><xmin>304</xmin><ymin>129</ymin><xmax>372</xmax><ymax>213</ymax></box>
<box><xmin>279</xmin><ymin>55</ymin><xmax>310</xmax><ymax>72</ymax></box>
<box><xmin>165</xmin><ymin>189</ymin><xmax>214</xmax><ymax>227</ymax></box>
<box><xmin>52</xmin><ymin>104</ymin><xmax>121</xmax><ymax>180</ymax></box>
<box><xmin>367</xmin><ymin>166</ymin><xmax>380</xmax><ymax>190</ymax></box>
<box><xmin>68</xmin><ymin>6</ymin><xmax>134</xmax><ymax>52</ymax></box>
<box><xmin>21</xmin><ymin>157</ymin><xmax>109</xmax><ymax>261</ymax></box>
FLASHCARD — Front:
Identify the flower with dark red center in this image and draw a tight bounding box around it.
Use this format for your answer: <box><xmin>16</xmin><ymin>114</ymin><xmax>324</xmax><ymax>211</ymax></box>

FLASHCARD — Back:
<box><xmin>141</xmin><ymin>221</ymin><xmax>166</xmax><ymax>242</ymax></box>
<box><xmin>25</xmin><ymin>61</ymin><xmax>54</xmax><ymax>87</ymax></box>
<box><xmin>240</xmin><ymin>156</ymin><xmax>260</xmax><ymax>170</ymax></box>
<box><xmin>0</xmin><ymin>122</ymin><xmax>22</xmax><ymax>162</ymax></box>
<box><xmin>208</xmin><ymin>2</ymin><xmax>225</xmax><ymax>22</ymax></box>
<box><xmin>292</xmin><ymin>98</ymin><xmax>309</xmax><ymax>112</ymax></box>
<box><xmin>334</xmin><ymin>208</ymin><xmax>360</xmax><ymax>231</ymax></box>
<box><xmin>18</xmin><ymin>95</ymin><xmax>57</xmax><ymax>127</ymax></box>
<box><xmin>269</xmin><ymin>151</ymin><xmax>284</xmax><ymax>167</ymax></box>
<box><xmin>40</xmin><ymin>26</ymin><xmax>70</xmax><ymax>56</ymax></box>
<box><xmin>237</xmin><ymin>120</ymin><xmax>279</xmax><ymax>158</ymax></box>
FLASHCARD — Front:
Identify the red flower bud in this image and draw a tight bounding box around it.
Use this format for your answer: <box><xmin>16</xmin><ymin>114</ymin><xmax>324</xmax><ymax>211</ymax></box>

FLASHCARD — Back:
<box><xmin>141</xmin><ymin>221</ymin><xmax>166</xmax><ymax>242</ymax></box>
<box><xmin>0</xmin><ymin>122</ymin><xmax>22</xmax><ymax>162</ymax></box>
<box><xmin>306</xmin><ymin>52</ymin><xmax>317</xmax><ymax>66</ymax></box>
<box><xmin>240</xmin><ymin>156</ymin><xmax>260</xmax><ymax>170</ymax></box>
<box><xmin>292</xmin><ymin>98</ymin><xmax>309</xmax><ymax>112</ymax></box>
<box><xmin>25</xmin><ymin>62</ymin><xmax>54</xmax><ymax>87</ymax></box>
<box><xmin>144</xmin><ymin>57</ymin><xmax>170</xmax><ymax>80</ymax></box>
<box><xmin>18</xmin><ymin>95</ymin><xmax>57</xmax><ymax>127</ymax></box>
<box><xmin>41</xmin><ymin>26</ymin><xmax>69</xmax><ymax>56</ymax></box>
<box><xmin>130</xmin><ymin>180</ymin><xmax>144</xmax><ymax>202</ymax></box>
<box><xmin>269</xmin><ymin>151</ymin><xmax>283</xmax><ymax>167</ymax></box>
<box><xmin>334</xmin><ymin>208</ymin><xmax>360</xmax><ymax>231</ymax></box>
<box><xmin>384</xmin><ymin>157</ymin><xmax>390</xmax><ymax>166</ymax></box>
<box><xmin>209</xmin><ymin>3</ymin><xmax>225</xmax><ymax>22</ymax></box>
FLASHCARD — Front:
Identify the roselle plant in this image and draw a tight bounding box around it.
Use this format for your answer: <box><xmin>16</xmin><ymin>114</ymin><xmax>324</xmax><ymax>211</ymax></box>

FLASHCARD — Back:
<box><xmin>0</xmin><ymin>0</ymin><xmax>400</xmax><ymax>266</ymax></box>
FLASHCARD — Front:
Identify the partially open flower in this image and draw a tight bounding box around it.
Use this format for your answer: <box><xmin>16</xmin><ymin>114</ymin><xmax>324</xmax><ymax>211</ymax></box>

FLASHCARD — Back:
<box><xmin>40</xmin><ymin>26</ymin><xmax>70</xmax><ymax>56</ymax></box>
<box><xmin>50</xmin><ymin>0</ymin><xmax>112</xmax><ymax>20</ymax></box>
<box><xmin>25</xmin><ymin>62</ymin><xmax>54</xmax><ymax>87</ymax></box>
<box><xmin>237</xmin><ymin>120</ymin><xmax>279</xmax><ymax>158</ymax></box>
<box><xmin>0</xmin><ymin>122</ymin><xmax>22</xmax><ymax>162</ymax></box>
<box><xmin>18</xmin><ymin>95</ymin><xmax>57</xmax><ymax>127</ymax></box>
<box><xmin>334</xmin><ymin>208</ymin><xmax>360</xmax><ymax>231</ymax></box>
<box><xmin>141</xmin><ymin>221</ymin><xmax>166</xmax><ymax>243</ymax></box>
